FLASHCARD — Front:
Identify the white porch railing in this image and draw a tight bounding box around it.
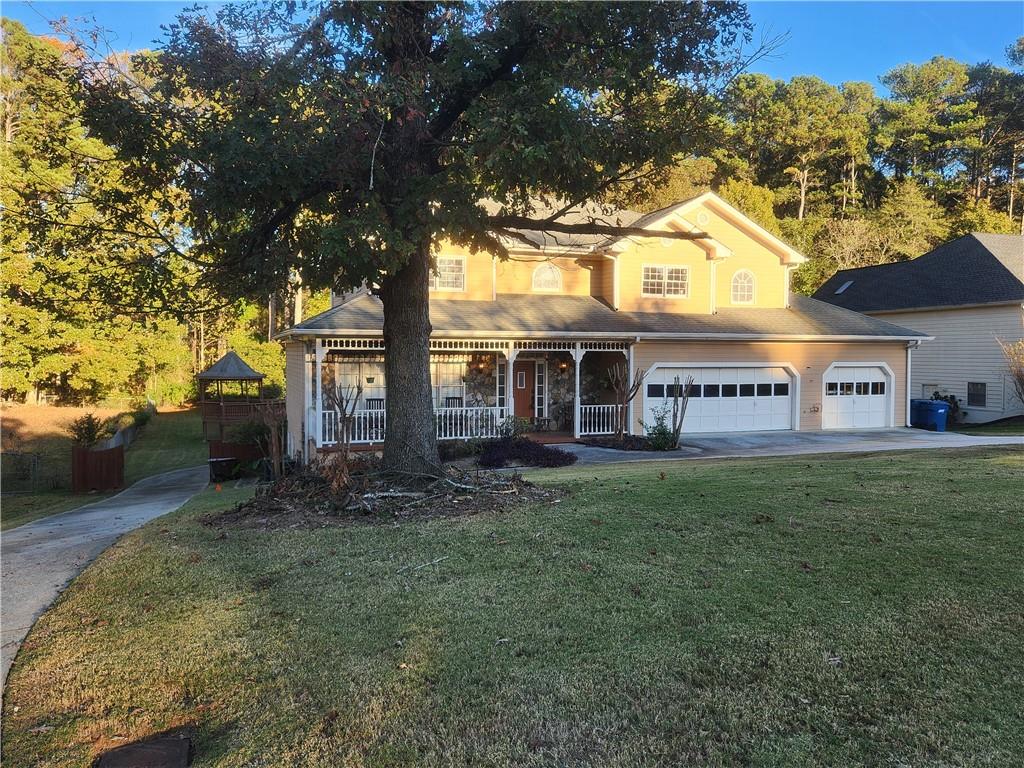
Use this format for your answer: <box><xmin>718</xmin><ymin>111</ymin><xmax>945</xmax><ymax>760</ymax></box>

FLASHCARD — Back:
<box><xmin>579</xmin><ymin>404</ymin><xmax>617</xmax><ymax>436</ymax></box>
<box><xmin>435</xmin><ymin>407</ymin><xmax>508</xmax><ymax>440</ymax></box>
<box><xmin>321</xmin><ymin>406</ymin><xmax>508</xmax><ymax>445</ymax></box>
<box><xmin>322</xmin><ymin>409</ymin><xmax>388</xmax><ymax>445</ymax></box>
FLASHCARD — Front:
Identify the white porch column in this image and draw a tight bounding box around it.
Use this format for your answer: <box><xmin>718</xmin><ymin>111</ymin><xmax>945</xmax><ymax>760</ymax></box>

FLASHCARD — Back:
<box><xmin>573</xmin><ymin>343</ymin><xmax>584</xmax><ymax>439</ymax></box>
<box><xmin>626</xmin><ymin>344</ymin><xmax>635</xmax><ymax>437</ymax></box>
<box><xmin>303</xmin><ymin>341</ymin><xmax>314</xmax><ymax>462</ymax></box>
<box><xmin>505</xmin><ymin>344</ymin><xmax>518</xmax><ymax>419</ymax></box>
<box><xmin>314</xmin><ymin>339</ymin><xmax>325</xmax><ymax>448</ymax></box>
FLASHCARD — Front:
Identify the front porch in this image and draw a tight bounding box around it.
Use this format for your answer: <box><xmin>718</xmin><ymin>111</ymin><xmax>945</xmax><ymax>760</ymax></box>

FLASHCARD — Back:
<box><xmin>306</xmin><ymin>337</ymin><xmax>632</xmax><ymax>453</ymax></box>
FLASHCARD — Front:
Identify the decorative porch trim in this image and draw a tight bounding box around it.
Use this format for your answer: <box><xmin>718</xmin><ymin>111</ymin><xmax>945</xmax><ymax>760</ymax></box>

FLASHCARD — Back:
<box><xmin>317</xmin><ymin>337</ymin><xmax>629</xmax><ymax>353</ymax></box>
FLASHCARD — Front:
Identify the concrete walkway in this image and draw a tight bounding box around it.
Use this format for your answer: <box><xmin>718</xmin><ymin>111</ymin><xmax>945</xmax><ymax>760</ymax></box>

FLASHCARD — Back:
<box><xmin>563</xmin><ymin>428</ymin><xmax>1023</xmax><ymax>464</ymax></box>
<box><xmin>1</xmin><ymin>465</ymin><xmax>208</xmax><ymax>690</ymax></box>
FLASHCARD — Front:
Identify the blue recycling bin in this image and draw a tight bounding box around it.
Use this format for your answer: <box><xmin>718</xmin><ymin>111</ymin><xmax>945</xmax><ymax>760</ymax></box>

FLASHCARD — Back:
<box><xmin>911</xmin><ymin>399</ymin><xmax>949</xmax><ymax>432</ymax></box>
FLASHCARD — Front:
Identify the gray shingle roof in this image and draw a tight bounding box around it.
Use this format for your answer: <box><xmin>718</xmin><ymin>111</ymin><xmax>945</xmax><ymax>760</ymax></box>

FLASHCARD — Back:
<box><xmin>286</xmin><ymin>292</ymin><xmax>925</xmax><ymax>340</ymax></box>
<box><xmin>483</xmin><ymin>198</ymin><xmax>646</xmax><ymax>249</ymax></box>
<box><xmin>813</xmin><ymin>233</ymin><xmax>1024</xmax><ymax>313</ymax></box>
<box><xmin>197</xmin><ymin>351</ymin><xmax>265</xmax><ymax>380</ymax></box>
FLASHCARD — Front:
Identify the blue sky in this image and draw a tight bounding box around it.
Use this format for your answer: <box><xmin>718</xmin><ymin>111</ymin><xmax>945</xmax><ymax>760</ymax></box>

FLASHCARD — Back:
<box><xmin>6</xmin><ymin>1</ymin><xmax>1022</xmax><ymax>91</ymax></box>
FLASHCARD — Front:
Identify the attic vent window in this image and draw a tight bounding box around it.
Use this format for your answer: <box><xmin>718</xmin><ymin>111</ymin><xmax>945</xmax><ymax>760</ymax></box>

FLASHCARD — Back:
<box><xmin>532</xmin><ymin>262</ymin><xmax>563</xmax><ymax>292</ymax></box>
<box><xmin>834</xmin><ymin>280</ymin><xmax>854</xmax><ymax>295</ymax></box>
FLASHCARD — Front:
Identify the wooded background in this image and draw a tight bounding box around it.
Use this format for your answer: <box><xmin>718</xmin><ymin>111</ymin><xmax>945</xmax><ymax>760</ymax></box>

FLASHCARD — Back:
<box><xmin>2</xmin><ymin>17</ymin><xmax>1021</xmax><ymax>406</ymax></box>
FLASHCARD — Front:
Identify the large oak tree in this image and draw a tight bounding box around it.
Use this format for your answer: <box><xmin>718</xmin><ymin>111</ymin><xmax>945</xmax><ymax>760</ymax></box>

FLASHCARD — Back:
<box><xmin>78</xmin><ymin>1</ymin><xmax>752</xmax><ymax>474</ymax></box>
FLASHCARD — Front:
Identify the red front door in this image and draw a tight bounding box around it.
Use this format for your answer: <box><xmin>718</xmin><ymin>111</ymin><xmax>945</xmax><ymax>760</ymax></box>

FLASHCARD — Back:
<box><xmin>513</xmin><ymin>360</ymin><xmax>536</xmax><ymax>418</ymax></box>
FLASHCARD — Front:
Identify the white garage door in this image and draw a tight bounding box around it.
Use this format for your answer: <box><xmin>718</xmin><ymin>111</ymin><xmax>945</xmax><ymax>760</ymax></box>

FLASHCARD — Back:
<box><xmin>644</xmin><ymin>366</ymin><xmax>793</xmax><ymax>433</ymax></box>
<box><xmin>822</xmin><ymin>366</ymin><xmax>890</xmax><ymax>429</ymax></box>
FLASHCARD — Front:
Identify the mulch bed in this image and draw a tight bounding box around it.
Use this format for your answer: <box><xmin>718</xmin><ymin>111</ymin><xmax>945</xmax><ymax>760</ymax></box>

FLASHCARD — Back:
<box><xmin>578</xmin><ymin>435</ymin><xmax>657</xmax><ymax>451</ymax></box>
<box><xmin>202</xmin><ymin>458</ymin><xmax>556</xmax><ymax>530</ymax></box>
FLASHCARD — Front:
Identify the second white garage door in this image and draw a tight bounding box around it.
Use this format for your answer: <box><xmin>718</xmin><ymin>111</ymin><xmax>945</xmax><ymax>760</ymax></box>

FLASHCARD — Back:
<box><xmin>643</xmin><ymin>366</ymin><xmax>794</xmax><ymax>433</ymax></box>
<box><xmin>821</xmin><ymin>365</ymin><xmax>891</xmax><ymax>429</ymax></box>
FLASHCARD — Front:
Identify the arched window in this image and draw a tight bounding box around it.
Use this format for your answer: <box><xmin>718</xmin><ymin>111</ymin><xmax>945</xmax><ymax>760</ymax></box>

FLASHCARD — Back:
<box><xmin>731</xmin><ymin>270</ymin><xmax>755</xmax><ymax>304</ymax></box>
<box><xmin>532</xmin><ymin>262</ymin><xmax>563</xmax><ymax>292</ymax></box>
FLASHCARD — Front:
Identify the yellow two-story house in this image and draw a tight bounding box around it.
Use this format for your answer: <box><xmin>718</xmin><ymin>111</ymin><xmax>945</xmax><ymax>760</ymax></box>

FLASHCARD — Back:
<box><xmin>279</xmin><ymin>192</ymin><xmax>928</xmax><ymax>459</ymax></box>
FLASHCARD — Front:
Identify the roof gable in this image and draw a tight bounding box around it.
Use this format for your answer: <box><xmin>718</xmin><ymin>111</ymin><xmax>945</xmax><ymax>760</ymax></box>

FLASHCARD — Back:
<box><xmin>814</xmin><ymin>233</ymin><xmax>1024</xmax><ymax>312</ymax></box>
<box><xmin>607</xmin><ymin>192</ymin><xmax>806</xmax><ymax>265</ymax></box>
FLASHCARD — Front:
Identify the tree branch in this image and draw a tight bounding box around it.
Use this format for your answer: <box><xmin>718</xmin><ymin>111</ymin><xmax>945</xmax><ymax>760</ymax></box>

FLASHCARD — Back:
<box><xmin>428</xmin><ymin>21</ymin><xmax>537</xmax><ymax>141</ymax></box>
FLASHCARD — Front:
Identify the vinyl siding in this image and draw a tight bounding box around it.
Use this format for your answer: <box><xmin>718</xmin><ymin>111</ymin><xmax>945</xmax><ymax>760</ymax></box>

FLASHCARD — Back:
<box><xmin>600</xmin><ymin>258</ymin><xmax>616</xmax><ymax>307</ymax></box>
<box><xmin>431</xmin><ymin>244</ymin><xmax>493</xmax><ymax>301</ymax></box>
<box><xmin>613</xmin><ymin>200</ymin><xmax>790</xmax><ymax>312</ymax></box>
<box><xmin>284</xmin><ymin>341</ymin><xmax>307</xmax><ymax>457</ymax></box>
<box><xmin>630</xmin><ymin>340</ymin><xmax>908</xmax><ymax>433</ymax></box>
<box><xmin>871</xmin><ymin>304</ymin><xmax>1024</xmax><ymax>422</ymax></box>
<box><xmin>615</xmin><ymin>237</ymin><xmax>715</xmax><ymax>313</ymax></box>
<box><xmin>495</xmin><ymin>256</ymin><xmax>601</xmax><ymax>296</ymax></box>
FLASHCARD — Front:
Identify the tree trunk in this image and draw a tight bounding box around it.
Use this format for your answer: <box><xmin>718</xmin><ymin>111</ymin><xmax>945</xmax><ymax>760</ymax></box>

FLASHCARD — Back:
<box><xmin>1009</xmin><ymin>143</ymin><xmax>1018</xmax><ymax>219</ymax></box>
<box><xmin>378</xmin><ymin>239</ymin><xmax>440</xmax><ymax>476</ymax></box>
<box><xmin>797</xmin><ymin>169</ymin><xmax>808</xmax><ymax>221</ymax></box>
<box><xmin>841</xmin><ymin>158</ymin><xmax>848</xmax><ymax>212</ymax></box>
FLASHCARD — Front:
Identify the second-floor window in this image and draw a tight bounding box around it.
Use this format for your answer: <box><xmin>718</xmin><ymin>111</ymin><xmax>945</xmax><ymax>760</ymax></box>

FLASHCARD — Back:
<box><xmin>532</xmin><ymin>262</ymin><xmax>563</xmax><ymax>292</ymax></box>
<box><xmin>430</xmin><ymin>256</ymin><xmax>465</xmax><ymax>291</ymax></box>
<box><xmin>642</xmin><ymin>265</ymin><xmax>689</xmax><ymax>298</ymax></box>
<box><xmin>731</xmin><ymin>270</ymin><xmax>755</xmax><ymax>304</ymax></box>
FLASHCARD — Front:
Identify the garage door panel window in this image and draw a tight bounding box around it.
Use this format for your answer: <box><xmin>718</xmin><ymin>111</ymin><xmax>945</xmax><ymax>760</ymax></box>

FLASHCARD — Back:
<box><xmin>774</xmin><ymin>383</ymin><xmax>789</xmax><ymax>396</ymax></box>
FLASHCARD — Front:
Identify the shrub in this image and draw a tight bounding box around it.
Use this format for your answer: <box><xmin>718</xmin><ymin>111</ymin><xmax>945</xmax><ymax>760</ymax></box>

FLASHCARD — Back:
<box><xmin>131</xmin><ymin>407</ymin><xmax>153</xmax><ymax>427</ymax></box>
<box><xmin>229</xmin><ymin>420</ymin><xmax>270</xmax><ymax>449</ymax></box>
<box><xmin>497</xmin><ymin>415</ymin><xmax>530</xmax><ymax>439</ymax></box>
<box><xmin>66</xmin><ymin>413</ymin><xmax>106</xmax><ymax>447</ymax></box>
<box><xmin>438</xmin><ymin>439</ymin><xmax>486</xmax><ymax>461</ymax></box>
<box><xmin>477</xmin><ymin>437</ymin><xmax>578</xmax><ymax>468</ymax></box>
<box><xmin>642</xmin><ymin>403</ymin><xmax>678</xmax><ymax>451</ymax></box>
<box><xmin>262</xmin><ymin>382</ymin><xmax>283</xmax><ymax>399</ymax></box>
<box><xmin>580</xmin><ymin>434</ymin><xmax>652</xmax><ymax>451</ymax></box>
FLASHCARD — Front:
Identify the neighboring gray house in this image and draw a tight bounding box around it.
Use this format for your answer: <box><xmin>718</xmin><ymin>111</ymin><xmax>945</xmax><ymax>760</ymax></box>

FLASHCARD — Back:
<box><xmin>814</xmin><ymin>233</ymin><xmax>1024</xmax><ymax>423</ymax></box>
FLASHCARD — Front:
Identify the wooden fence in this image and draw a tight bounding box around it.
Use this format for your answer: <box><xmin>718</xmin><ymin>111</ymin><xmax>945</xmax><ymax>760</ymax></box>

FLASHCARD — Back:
<box><xmin>71</xmin><ymin>444</ymin><xmax>124</xmax><ymax>493</ymax></box>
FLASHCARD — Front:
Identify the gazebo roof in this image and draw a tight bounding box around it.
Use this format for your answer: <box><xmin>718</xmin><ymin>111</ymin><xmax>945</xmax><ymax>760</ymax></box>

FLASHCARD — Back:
<box><xmin>197</xmin><ymin>351</ymin><xmax>265</xmax><ymax>381</ymax></box>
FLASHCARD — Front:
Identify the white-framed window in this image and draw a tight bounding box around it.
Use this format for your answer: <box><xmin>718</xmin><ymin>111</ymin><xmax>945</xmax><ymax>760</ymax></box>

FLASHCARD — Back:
<box><xmin>531</xmin><ymin>262</ymin><xmax>563</xmax><ymax>292</ymax></box>
<box><xmin>429</xmin><ymin>256</ymin><xmax>465</xmax><ymax>292</ymax></box>
<box><xmin>967</xmin><ymin>381</ymin><xmax>987</xmax><ymax>407</ymax></box>
<box><xmin>641</xmin><ymin>265</ymin><xmax>689</xmax><ymax>298</ymax></box>
<box><xmin>731</xmin><ymin>270</ymin><xmax>755</xmax><ymax>304</ymax></box>
<box><xmin>431</xmin><ymin>356</ymin><xmax>466</xmax><ymax>407</ymax></box>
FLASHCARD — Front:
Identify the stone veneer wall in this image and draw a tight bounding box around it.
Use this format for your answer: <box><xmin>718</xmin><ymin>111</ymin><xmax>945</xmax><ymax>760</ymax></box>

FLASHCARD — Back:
<box><xmin>463</xmin><ymin>353</ymin><xmax>499</xmax><ymax>407</ymax></box>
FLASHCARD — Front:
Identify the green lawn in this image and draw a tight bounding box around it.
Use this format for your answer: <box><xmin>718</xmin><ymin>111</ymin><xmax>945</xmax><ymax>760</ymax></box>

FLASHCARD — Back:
<box><xmin>950</xmin><ymin>415</ymin><xmax>1024</xmax><ymax>436</ymax></box>
<box><xmin>3</xmin><ymin>448</ymin><xmax>1023</xmax><ymax>766</ymax></box>
<box><xmin>1</xmin><ymin>409</ymin><xmax>206</xmax><ymax>530</ymax></box>
<box><xmin>123</xmin><ymin>409</ymin><xmax>207</xmax><ymax>485</ymax></box>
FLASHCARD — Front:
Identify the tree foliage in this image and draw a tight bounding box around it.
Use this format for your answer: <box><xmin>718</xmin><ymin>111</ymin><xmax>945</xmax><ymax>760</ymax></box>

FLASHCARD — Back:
<box><xmin>72</xmin><ymin>0</ymin><xmax>753</xmax><ymax>473</ymax></box>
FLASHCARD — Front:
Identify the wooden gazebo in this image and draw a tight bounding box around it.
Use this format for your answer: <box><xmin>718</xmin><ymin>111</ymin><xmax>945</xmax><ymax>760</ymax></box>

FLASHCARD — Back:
<box><xmin>198</xmin><ymin>351</ymin><xmax>281</xmax><ymax>443</ymax></box>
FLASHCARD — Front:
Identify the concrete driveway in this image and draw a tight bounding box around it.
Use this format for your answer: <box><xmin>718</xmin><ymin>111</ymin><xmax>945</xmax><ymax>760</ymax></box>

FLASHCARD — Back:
<box><xmin>1</xmin><ymin>465</ymin><xmax>208</xmax><ymax>690</ymax></box>
<box><xmin>564</xmin><ymin>428</ymin><xmax>1022</xmax><ymax>464</ymax></box>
